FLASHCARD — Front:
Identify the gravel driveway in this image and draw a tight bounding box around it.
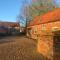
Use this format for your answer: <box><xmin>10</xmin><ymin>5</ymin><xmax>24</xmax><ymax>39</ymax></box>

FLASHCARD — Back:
<box><xmin>0</xmin><ymin>36</ymin><xmax>49</xmax><ymax>60</ymax></box>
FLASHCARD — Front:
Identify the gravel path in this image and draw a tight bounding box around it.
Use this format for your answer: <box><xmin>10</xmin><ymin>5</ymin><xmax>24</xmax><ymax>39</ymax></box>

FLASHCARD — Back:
<box><xmin>0</xmin><ymin>36</ymin><xmax>49</xmax><ymax>60</ymax></box>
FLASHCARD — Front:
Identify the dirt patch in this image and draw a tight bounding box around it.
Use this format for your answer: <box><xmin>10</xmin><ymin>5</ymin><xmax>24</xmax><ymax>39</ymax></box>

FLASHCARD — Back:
<box><xmin>0</xmin><ymin>36</ymin><xmax>49</xmax><ymax>60</ymax></box>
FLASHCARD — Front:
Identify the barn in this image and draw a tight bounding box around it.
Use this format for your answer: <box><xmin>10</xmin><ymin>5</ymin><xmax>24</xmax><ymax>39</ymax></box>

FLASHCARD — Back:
<box><xmin>27</xmin><ymin>8</ymin><xmax>60</xmax><ymax>60</ymax></box>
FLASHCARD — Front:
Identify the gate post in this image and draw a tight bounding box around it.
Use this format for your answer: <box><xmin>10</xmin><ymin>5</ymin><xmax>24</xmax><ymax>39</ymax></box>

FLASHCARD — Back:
<box><xmin>37</xmin><ymin>31</ymin><xmax>53</xmax><ymax>60</ymax></box>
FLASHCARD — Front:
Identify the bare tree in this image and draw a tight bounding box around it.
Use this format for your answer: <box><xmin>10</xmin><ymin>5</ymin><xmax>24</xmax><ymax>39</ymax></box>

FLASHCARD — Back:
<box><xmin>20</xmin><ymin>0</ymin><xmax>57</xmax><ymax>27</ymax></box>
<box><xmin>17</xmin><ymin>0</ymin><xmax>58</xmax><ymax>33</ymax></box>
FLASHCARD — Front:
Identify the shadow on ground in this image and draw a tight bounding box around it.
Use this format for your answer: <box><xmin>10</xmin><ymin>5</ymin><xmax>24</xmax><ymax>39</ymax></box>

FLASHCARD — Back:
<box><xmin>0</xmin><ymin>36</ymin><xmax>16</xmax><ymax>44</ymax></box>
<box><xmin>0</xmin><ymin>35</ymin><xmax>50</xmax><ymax>60</ymax></box>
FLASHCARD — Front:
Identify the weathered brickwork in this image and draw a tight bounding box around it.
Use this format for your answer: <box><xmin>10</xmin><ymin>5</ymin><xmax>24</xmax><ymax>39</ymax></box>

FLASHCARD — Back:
<box><xmin>27</xmin><ymin>8</ymin><xmax>60</xmax><ymax>60</ymax></box>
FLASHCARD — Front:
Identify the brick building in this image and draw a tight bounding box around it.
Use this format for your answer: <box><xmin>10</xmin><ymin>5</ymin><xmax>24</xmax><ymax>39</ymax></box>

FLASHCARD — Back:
<box><xmin>27</xmin><ymin>8</ymin><xmax>60</xmax><ymax>60</ymax></box>
<box><xmin>0</xmin><ymin>22</ymin><xmax>19</xmax><ymax>27</ymax></box>
<box><xmin>0</xmin><ymin>22</ymin><xmax>20</xmax><ymax>34</ymax></box>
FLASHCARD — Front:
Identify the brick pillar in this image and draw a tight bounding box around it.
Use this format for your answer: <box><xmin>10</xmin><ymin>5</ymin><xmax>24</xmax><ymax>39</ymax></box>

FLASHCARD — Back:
<box><xmin>37</xmin><ymin>32</ymin><xmax>53</xmax><ymax>60</ymax></box>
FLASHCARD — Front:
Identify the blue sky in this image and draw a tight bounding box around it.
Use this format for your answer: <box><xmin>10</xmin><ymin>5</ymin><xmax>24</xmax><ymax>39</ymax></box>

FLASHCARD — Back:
<box><xmin>55</xmin><ymin>0</ymin><xmax>60</xmax><ymax>6</ymax></box>
<box><xmin>0</xmin><ymin>0</ymin><xmax>27</xmax><ymax>22</ymax></box>
<box><xmin>0</xmin><ymin>0</ymin><xmax>60</xmax><ymax>22</ymax></box>
<box><xmin>0</xmin><ymin>0</ymin><xmax>22</xmax><ymax>22</ymax></box>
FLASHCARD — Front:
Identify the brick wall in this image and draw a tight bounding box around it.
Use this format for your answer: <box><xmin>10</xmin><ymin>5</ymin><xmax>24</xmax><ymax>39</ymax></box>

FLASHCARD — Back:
<box><xmin>27</xmin><ymin>21</ymin><xmax>60</xmax><ymax>60</ymax></box>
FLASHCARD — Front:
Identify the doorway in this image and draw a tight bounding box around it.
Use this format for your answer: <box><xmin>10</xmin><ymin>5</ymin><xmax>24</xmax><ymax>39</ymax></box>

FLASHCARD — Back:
<box><xmin>53</xmin><ymin>30</ymin><xmax>60</xmax><ymax>60</ymax></box>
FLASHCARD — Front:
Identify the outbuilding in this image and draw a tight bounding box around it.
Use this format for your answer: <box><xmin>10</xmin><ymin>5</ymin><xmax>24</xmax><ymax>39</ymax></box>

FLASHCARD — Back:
<box><xmin>27</xmin><ymin>8</ymin><xmax>60</xmax><ymax>60</ymax></box>
<box><xmin>0</xmin><ymin>22</ymin><xmax>20</xmax><ymax>35</ymax></box>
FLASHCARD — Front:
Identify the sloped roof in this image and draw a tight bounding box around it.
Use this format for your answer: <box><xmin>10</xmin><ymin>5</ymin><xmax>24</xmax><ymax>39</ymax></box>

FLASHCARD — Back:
<box><xmin>41</xmin><ymin>8</ymin><xmax>60</xmax><ymax>23</ymax></box>
<box><xmin>28</xmin><ymin>8</ymin><xmax>60</xmax><ymax>26</ymax></box>
<box><xmin>0</xmin><ymin>22</ymin><xmax>19</xmax><ymax>27</ymax></box>
<box><xmin>28</xmin><ymin>15</ymin><xmax>41</xmax><ymax>26</ymax></box>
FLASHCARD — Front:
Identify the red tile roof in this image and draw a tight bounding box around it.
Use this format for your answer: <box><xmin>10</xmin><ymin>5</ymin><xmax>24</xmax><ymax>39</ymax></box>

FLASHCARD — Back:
<box><xmin>41</xmin><ymin>8</ymin><xmax>60</xmax><ymax>23</ymax></box>
<box><xmin>28</xmin><ymin>16</ymin><xmax>40</xmax><ymax>26</ymax></box>
<box><xmin>28</xmin><ymin>8</ymin><xmax>60</xmax><ymax>26</ymax></box>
